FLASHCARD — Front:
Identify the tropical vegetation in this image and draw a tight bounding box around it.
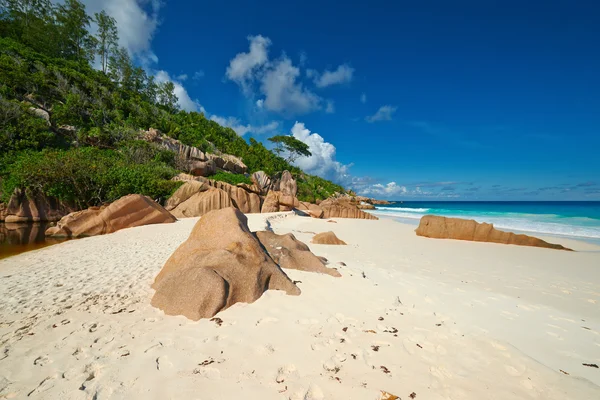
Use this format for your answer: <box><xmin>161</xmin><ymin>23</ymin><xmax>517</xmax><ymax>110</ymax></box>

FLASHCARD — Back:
<box><xmin>0</xmin><ymin>0</ymin><xmax>345</xmax><ymax>207</ymax></box>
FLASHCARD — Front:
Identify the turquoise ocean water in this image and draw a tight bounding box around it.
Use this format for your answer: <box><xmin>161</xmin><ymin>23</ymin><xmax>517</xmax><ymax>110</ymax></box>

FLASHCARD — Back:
<box><xmin>371</xmin><ymin>201</ymin><xmax>600</xmax><ymax>244</ymax></box>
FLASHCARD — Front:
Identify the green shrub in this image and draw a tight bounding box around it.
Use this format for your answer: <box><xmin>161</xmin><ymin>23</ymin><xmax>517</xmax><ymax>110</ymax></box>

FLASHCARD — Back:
<box><xmin>1</xmin><ymin>147</ymin><xmax>180</xmax><ymax>207</ymax></box>
<box><xmin>209</xmin><ymin>171</ymin><xmax>252</xmax><ymax>186</ymax></box>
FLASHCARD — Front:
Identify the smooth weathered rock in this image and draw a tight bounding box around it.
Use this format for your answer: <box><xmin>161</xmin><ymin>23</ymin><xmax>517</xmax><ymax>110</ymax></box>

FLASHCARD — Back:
<box><xmin>319</xmin><ymin>198</ymin><xmax>378</xmax><ymax>220</ymax></box>
<box><xmin>297</xmin><ymin>201</ymin><xmax>325</xmax><ymax>219</ymax></box>
<box><xmin>46</xmin><ymin>194</ymin><xmax>176</xmax><ymax>237</ymax></box>
<box><xmin>259</xmin><ymin>190</ymin><xmax>299</xmax><ymax>213</ymax></box>
<box><xmin>167</xmin><ymin>177</ymin><xmax>261</xmax><ymax>216</ymax></box>
<box><xmin>1</xmin><ymin>189</ymin><xmax>73</xmax><ymax>223</ymax></box>
<box><xmin>151</xmin><ymin>208</ymin><xmax>300</xmax><ymax>320</ymax></box>
<box><xmin>189</xmin><ymin>160</ymin><xmax>216</xmax><ymax>177</ymax></box>
<box><xmin>280</xmin><ymin>171</ymin><xmax>297</xmax><ymax>198</ymax></box>
<box><xmin>261</xmin><ymin>191</ymin><xmax>280</xmax><ymax>213</ymax></box>
<box><xmin>209</xmin><ymin>180</ymin><xmax>261</xmax><ymax>214</ymax></box>
<box><xmin>255</xmin><ymin>231</ymin><xmax>341</xmax><ymax>277</ymax></box>
<box><xmin>165</xmin><ymin>180</ymin><xmax>209</xmax><ymax>211</ymax></box>
<box><xmin>170</xmin><ymin>188</ymin><xmax>233</xmax><ymax>218</ymax></box>
<box><xmin>251</xmin><ymin>171</ymin><xmax>271</xmax><ymax>195</ymax></box>
<box><xmin>415</xmin><ymin>215</ymin><xmax>572</xmax><ymax>251</ymax></box>
<box><xmin>312</xmin><ymin>231</ymin><xmax>347</xmax><ymax>245</ymax></box>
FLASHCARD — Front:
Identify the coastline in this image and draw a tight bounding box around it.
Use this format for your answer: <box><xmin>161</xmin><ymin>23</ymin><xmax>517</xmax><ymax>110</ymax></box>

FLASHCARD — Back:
<box><xmin>1</xmin><ymin>214</ymin><xmax>599</xmax><ymax>399</ymax></box>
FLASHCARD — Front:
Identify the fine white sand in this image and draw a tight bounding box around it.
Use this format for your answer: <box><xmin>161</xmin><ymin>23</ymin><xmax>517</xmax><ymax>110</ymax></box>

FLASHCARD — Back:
<box><xmin>1</xmin><ymin>213</ymin><xmax>599</xmax><ymax>399</ymax></box>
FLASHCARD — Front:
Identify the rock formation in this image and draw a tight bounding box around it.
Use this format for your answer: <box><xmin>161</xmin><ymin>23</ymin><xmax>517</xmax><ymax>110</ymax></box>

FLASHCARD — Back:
<box><xmin>260</xmin><ymin>190</ymin><xmax>299</xmax><ymax>213</ymax></box>
<box><xmin>319</xmin><ymin>197</ymin><xmax>378</xmax><ymax>220</ymax></box>
<box><xmin>46</xmin><ymin>194</ymin><xmax>176</xmax><ymax>237</ymax></box>
<box><xmin>151</xmin><ymin>208</ymin><xmax>301</xmax><ymax>320</ymax></box>
<box><xmin>251</xmin><ymin>171</ymin><xmax>271</xmax><ymax>195</ymax></box>
<box><xmin>141</xmin><ymin>128</ymin><xmax>247</xmax><ymax>176</ymax></box>
<box><xmin>0</xmin><ymin>189</ymin><xmax>74</xmax><ymax>223</ymax></box>
<box><xmin>166</xmin><ymin>177</ymin><xmax>261</xmax><ymax>217</ymax></box>
<box><xmin>312</xmin><ymin>231</ymin><xmax>347</xmax><ymax>245</ymax></box>
<box><xmin>170</xmin><ymin>187</ymin><xmax>233</xmax><ymax>219</ymax></box>
<box><xmin>415</xmin><ymin>215</ymin><xmax>572</xmax><ymax>251</ymax></box>
<box><xmin>255</xmin><ymin>231</ymin><xmax>341</xmax><ymax>277</ymax></box>
<box><xmin>261</xmin><ymin>190</ymin><xmax>280</xmax><ymax>213</ymax></box>
<box><xmin>297</xmin><ymin>201</ymin><xmax>325</xmax><ymax>219</ymax></box>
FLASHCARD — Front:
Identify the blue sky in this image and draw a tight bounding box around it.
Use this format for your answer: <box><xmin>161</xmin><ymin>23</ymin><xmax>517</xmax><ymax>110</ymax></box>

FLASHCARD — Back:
<box><xmin>82</xmin><ymin>0</ymin><xmax>599</xmax><ymax>200</ymax></box>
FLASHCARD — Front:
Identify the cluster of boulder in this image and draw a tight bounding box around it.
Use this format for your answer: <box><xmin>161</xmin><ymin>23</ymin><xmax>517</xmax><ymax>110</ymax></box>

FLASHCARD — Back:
<box><xmin>141</xmin><ymin>128</ymin><xmax>247</xmax><ymax>176</ymax></box>
<box><xmin>151</xmin><ymin>208</ymin><xmax>341</xmax><ymax>320</ymax></box>
<box><xmin>416</xmin><ymin>215</ymin><xmax>572</xmax><ymax>251</ymax></box>
<box><xmin>163</xmin><ymin>170</ymin><xmax>379</xmax><ymax>221</ymax></box>
<box><xmin>46</xmin><ymin>194</ymin><xmax>176</xmax><ymax>237</ymax></box>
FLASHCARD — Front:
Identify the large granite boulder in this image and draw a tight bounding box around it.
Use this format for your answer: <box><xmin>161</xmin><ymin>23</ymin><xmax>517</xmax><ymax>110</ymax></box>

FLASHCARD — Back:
<box><xmin>45</xmin><ymin>194</ymin><xmax>176</xmax><ymax>237</ymax></box>
<box><xmin>416</xmin><ymin>215</ymin><xmax>572</xmax><ymax>251</ymax></box>
<box><xmin>297</xmin><ymin>201</ymin><xmax>325</xmax><ymax>219</ymax></box>
<box><xmin>208</xmin><ymin>180</ymin><xmax>261</xmax><ymax>214</ymax></box>
<box><xmin>260</xmin><ymin>190</ymin><xmax>299</xmax><ymax>213</ymax></box>
<box><xmin>166</xmin><ymin>178</ymin><xmax>261</xmax><ymax>216</ymax></box>
<box><xmin>1</xmin><ymin>189</ymin><xmax>74</xmax><ymax>223</ymax></box>
<box><xmin>170</xmin><ymin>187</ymin><xmax>233</xmax><ymax>219</ymax></box>
<box><xmin>151</xmin><ymin>208</ymin><xmax>300</xmax><ymax>320</ymax></box>
<box><xmin>255</xmin><ymin>231</ymin><xmax>341</xmax><ymax>277</ymax></box>
<box><xmin>311</xmin><ymin>231</ymin><xmax>347</xmax><ymax>245</ymax></box>
<box><xmin>261</xmin><ymin>190</ymin><xmax>280</xmax><ymax>213</ymax></box>
<box><xmin>251</xmin><ymin>171</ymin><xmax>271</xmax><ymax>195</ymax></box>
<box><xmin>319</xmin><ymin>198</ymin><xmax>378</xmax><ymax>220</ymax></box>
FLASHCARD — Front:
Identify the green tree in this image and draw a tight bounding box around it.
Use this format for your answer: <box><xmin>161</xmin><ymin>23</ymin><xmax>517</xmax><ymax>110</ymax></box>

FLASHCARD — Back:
<box><xmin>157</xmin><ymin>81</ymin><xmax>178</xmax><ymax>113</ymax></box>
<box><xmin>108</xmin><ymin>46</ymin><xmax>133</xmax><ymax>87</ymax></box>
<box><xmin>94</xmin><ymin>10</ymin><xmax>118</xmax><ymax>73</ymax></box>
<box><xmin>268</xmin><ymin>135</ymin><xmax>312</xmax><ymax>163</ymax></box>
<box><xmin>56</xmin><ymin>0</ymin><xmax>95</xmax><ymax>62</ymax></box>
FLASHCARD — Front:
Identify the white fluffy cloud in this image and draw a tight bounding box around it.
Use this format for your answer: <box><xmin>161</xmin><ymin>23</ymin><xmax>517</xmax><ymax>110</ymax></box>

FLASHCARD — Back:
<box><xmin>312</xmin><ymin>64</ymin><xmax>354</xmax><ymax>88</ymax></box>
<box><xmin>225</xmin><ymin>35</ymin><xmax>271</xmax><ymax>93</ymax></box>
<box><xmin>209</xmin><ymin>116</ymin><xmax>279</xmax><ymax>136</ymax></box>
<box><xmin>154</xmin><ymin>70</ymin><xmax>202</xmax><ymax>112</ymax></box>
<box><xmin>366</xmin><ymin>105</ymin><xmax>397</xmax><ymax>122</ymax></box>
<box><xmin>359</xmin><ymin>182</ymin><xmax>407</xmax><ymax>196</ymax></box>
<box><xmin>79</xmin><ymin>0</ymin><xmax>161</xmax><ymax>65</ymax></box>
<box><xmin>290</xmin><ymin>122</ymin><xmax>350</xmax><ymax>183</ymax></box>
<box><xmin>261</xmin><ymin>57</ymin><xmax>322</xmax><ymax>115</ymax></box>
<box><xmin>225</xmin><ymin>36</ymin><xmax>351</xmax><ymax>117</ymax></box>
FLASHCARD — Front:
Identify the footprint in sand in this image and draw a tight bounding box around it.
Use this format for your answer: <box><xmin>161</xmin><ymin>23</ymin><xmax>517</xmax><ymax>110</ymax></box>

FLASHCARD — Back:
<box><xmin>254</xmin><ymin>343</ymin><xmax>276</xmax><ymax>355</ymax></box>
<box><xmin>256</xmin><ymin>317</ymin><xmax>278</xmax><ymax>326</ymax></box>
<box><xmin>27</xmin><ymin>374</ymin><xmax>57</xmax><ymax>397</ymax></box>
<box><xmin>275</xmin><ymin>364</ymin><xmax>297</xmax><ymax>383</ymax></box>
<box><xmin>33</xmin><ymin>355</ymin><xmax>51</xmax><ymax>366</ymax></box>
<box><xmin>193</xmin><ymin>366</ymin><xmax>220</xmax><ymax>379</ymax></box>
<box><xmin>156</xmin><ymin>356</ymin><xmax>174</xmax><ymax>371</ymax></box>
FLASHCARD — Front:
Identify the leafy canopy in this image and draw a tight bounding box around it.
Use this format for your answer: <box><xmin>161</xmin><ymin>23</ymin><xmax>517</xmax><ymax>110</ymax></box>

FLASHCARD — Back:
<box><xmin>268</xmin><ymin>135</ymin><xmax>312</xmax><ymax>163</ymax></box>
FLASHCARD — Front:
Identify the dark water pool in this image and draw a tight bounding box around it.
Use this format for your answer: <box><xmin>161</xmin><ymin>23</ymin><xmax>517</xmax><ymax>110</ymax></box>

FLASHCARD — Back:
<box><xmin>0</xmin><ymin>222</ymin><xmax>69</xmax><ymax>260</ymax></box>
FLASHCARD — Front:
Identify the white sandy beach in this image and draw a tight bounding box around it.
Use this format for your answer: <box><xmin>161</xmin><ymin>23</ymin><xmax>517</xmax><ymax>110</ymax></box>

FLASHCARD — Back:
<box><xmin>1</xmin><ymin>213</ymin><xmax>599</xmax><ymax>399</ymax></box>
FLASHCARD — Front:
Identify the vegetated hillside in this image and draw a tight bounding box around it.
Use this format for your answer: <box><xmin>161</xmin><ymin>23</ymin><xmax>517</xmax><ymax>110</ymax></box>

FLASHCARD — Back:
<box><xmin>0</xmin><ymin>0</ymin><xmax>344</xmax><ymax>209</ymax></box>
